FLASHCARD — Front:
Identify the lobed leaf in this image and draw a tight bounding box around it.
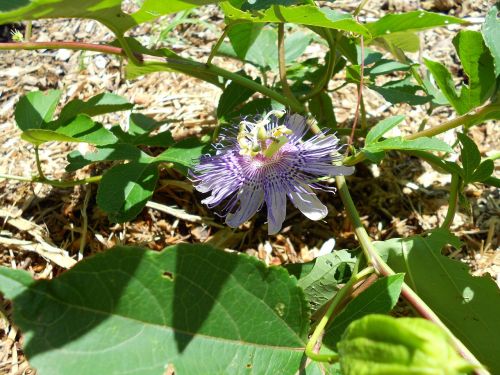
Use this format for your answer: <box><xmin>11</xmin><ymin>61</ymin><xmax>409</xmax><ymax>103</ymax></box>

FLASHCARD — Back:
<box><xmin>0</xmin><ymin>244</ymin><xmax>309</xmax><ymax>375</ymax></box>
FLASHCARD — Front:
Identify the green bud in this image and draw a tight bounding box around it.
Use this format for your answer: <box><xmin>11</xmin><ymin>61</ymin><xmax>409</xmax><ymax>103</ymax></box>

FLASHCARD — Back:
<box><xmin>338</xmin><ymin>315</ymin><xmax>479</xmax><ymax>375</ymax></box>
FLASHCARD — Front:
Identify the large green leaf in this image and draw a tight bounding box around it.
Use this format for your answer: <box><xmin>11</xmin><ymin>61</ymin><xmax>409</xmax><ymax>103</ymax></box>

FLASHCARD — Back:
<box><xmin>285</xmin><ymin>250</ymin><xmax>356</xmax><ymax>313</ymax></box>
<box><xmin>375</xmin><ymin>229</ymin><xmax>500</xmax><ymax>374</ymax></box>
<box><xmin>365</xmin><ymin>10</ymin><xmax>467</xmax><ymax>38</ymax></box>
<box><xmin>0</xmin><ymin>244</ymin><xmax>309</xmax><ymax>375</ymax></box>
<box><xmin>0</xmin><ymin>0</ymin><xmax>221</xmax><ymax>34</ymax></box>
<box><xmin>323</xmin><ymin>274</ymin><xmax>404</xmax><ymax>349</ymax></box>
<box><xmin>482</xmin><ymin>4</ymin><xmax>500</xmax><ymax>76</ymax></box>
<box><xmin>221</xmin><ymin>3</ymin><xmax>369</xmax><ymax>36</ymax></box>
<box><xmin>96</xmin><ymin>162</ymin><xmax>159</xmax><ymax>222</ymax></box>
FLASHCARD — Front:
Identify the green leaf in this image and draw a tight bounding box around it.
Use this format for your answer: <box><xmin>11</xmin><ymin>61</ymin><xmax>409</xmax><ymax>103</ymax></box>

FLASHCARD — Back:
<box><xmin>96</xmin><ymin>162</ymin><xmax>159</xmax><ymax>222</ymax></box>
<box><xmin>367</xmin><ymin>60</ymin><xmax>411</xmax><ymax>76</ymax></box>
<box><xmin>369</xmin><ymin>77</ymin><xmax>431</xmax><ymax>105</ymax></box>
<box><xmin>308</xmin><ymin>92</ymin><xmax>337</xmax><ymax>128</ymax></box>
<box><xmin>0</xmin><ymin>244</ymin><xmax>309</xmax><ymax>375</ymax></box>
<box><xmin>54</xmin><ymin>115</ymin><xmax>118</xmax><ymax>145</ymax></box>
<box><xmin>66</xmin><ymin>144</ymin><xmax>152</xmax><ymax>172</ymax></box>
<box><xmin>219</xmin><ymin>28</ymin><xmax>312</xmax><ymax>70</ymax></box>
<box><xmin>374</xmin><ymin>229</ymin><xmax>500</xmax><ymax>374</ymax></box>
<box><xmin>221</xmin><ymin>4</ymin><xmax>369</xmax><ymax>36</ymax></box>
<box><xmin>365</xmin><ymin>115</ymin><xmax>405</xmax><ymax>145</ymax></box>
<box><xmin>471</xmin><ymin>160</ymin><xmax>494</xmax><ymax>183</ymax></box>
<box><xmin>365</xmin><ymin>10</ymin><xmax>467</xmax><ymax>38</ymax></box>
<box><xmin>227</xmin><ymin>22</ymin><xmax>264</xmax><ymax>60</ymax></box>
<box><xmin>457</xmin><ymin>132</ymin><xmax>481</xmax><ymax>182</ymax></box>
<box><xmin>154</xmin><ymin>137</ymin><xmax>211</xmax><ymax>173</ymax></box>
<box><xmin>452</xmin><ymin>30</ymin><xmax>496</xmax><ymax>109</ymax></box>
<box><xmin>239</xmin><ymin>0</ymin><xmax>299</xmax><ymax>11</ymax></box>
<box><xmin>364</xmin><ymin>136</ymin><xmax>452</xmax><ymax>153</ymax></box>
<box><xmin>338</xmin><ymin>315</ymin><xmax>476</xmax><ymax>375</ymax></box>
<box><xmin>425</xmin><ymin>31</ymin><xmax>496</xmax><ymax>114</ymax></box>
<box><xmin>217</xmin><ymin>75</ymin><xmax>257</xmax><ymax>120</ymax></box>
<box><xmin>21</xmin><ymin>129</ymin><xmax>83</xmax><ymax>146</ymax></box>
<box><xmin>483</xmin><ymin>4</ymin><xmax>500</xmax><ymax>76</ymax></box>
<box><xmin>58</xmin><ymin>93</ymin><xmax>133</xmax><ymax>124</ymax></box>
<box><xmin>14</xmin><ymin>90</ymin><xmax>61</xmax><ymax>131</ymax></box>
<box><xmin>374</xmin><ymin>31</ymin><xmax>420</xmax><ymax>53</ymax></box>
<box><xmin>111</xmin><ymin>114</ymin><xmax>174</xmax><ymax>147</ymax></box>
<box><xmin>323</xmin><ymin>274</ymin><xmax>404</xmax><ymax>349</ymax></box>
<box><xmin>285</xmin><ymin>250</ymin><xmax>356</xmax><ymax>313</ymax></box>
<box><xmin>0</xmin><ymin>0</ymin><xmax>221</xmax><ymax>34</ymax></box>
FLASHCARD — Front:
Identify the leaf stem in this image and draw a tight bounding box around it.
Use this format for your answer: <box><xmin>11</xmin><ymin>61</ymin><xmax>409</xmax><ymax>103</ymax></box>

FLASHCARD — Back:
<box><xmin>305</xmin><ymin>266</ymin><xmax>375</xmax><ymax>362</ymax></box>
<box><xmin>441</xmin><ymin>173</ymin><xmax>460</xmax><ymax>229</ymax></box>
<box><xmin>206</xmin><ymin>23</ymin><xmax>234</xmax><ymax>65</ymax></box>
<box><xmin>0</xmin><ymin>173</ymin><xmax>102</xmax><ymax>188</ymax></box>
<box><xmin>335</xmin><ymin>175</ymin><xmax>487</xmax><ymax>373</ymax></box>
<box><xmin>34</xmin><ymin>146</ymin><xmax>46</xmax><ymax>179</ymax></box>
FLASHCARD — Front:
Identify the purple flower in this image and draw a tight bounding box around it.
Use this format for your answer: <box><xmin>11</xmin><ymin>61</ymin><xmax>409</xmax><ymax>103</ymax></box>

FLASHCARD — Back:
<box><xmin>191</xmin><ymin>111</ymin><xmax>354</xmax><ymax>234</ymax></box>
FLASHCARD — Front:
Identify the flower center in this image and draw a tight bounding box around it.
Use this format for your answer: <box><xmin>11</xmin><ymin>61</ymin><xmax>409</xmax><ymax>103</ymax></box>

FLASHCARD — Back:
<box><xmin>237</xmin><ymin>110</ymin><xmax>292</xmax><ymax>159</ymax></box>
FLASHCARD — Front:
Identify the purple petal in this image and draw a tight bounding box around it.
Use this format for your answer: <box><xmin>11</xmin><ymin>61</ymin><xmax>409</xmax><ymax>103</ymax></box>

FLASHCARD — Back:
<box><xmin>226</xmin><ymin>185</ymin><xmax>264</xmax><ymax>228</ymax></box>
<box><xmin>289</xmin><ymin>186</ymin><xmax>328</xmax><ymax>220</ymax></box>
<box><xmin>264</xmin><ymin>182</ymin><xmax>287</xmax><ymax>235</ymax></box>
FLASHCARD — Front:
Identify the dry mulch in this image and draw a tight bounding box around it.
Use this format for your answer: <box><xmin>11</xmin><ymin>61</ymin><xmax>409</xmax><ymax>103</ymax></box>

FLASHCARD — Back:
<box><xmin>0</xmin><ymin>1</ymin><xmax>498</xmax><ymax>373</ymax></box>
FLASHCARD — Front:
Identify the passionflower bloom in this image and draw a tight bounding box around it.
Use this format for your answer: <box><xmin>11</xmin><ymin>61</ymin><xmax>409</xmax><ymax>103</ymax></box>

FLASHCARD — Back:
<box><xmin>191</xmin><ymin>110</ymin><xmax>354</xmax><ymax>234</ymax></box>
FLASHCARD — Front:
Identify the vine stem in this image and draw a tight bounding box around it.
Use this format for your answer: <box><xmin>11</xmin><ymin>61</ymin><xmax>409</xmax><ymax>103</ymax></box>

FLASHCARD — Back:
<box><xmin>347</xmin><ymin>35</ymin><xmax>365</xmax><ymax>149</ymax></box>
<box><xmin>0</xmin><ymin>173</ymin><xmax>102</xmax><ymax>187</ymax></box>
<box><xmin>342</xmin><ymin>100</ymin><xmax>500</xmax><ymax>166</ymax></box>
<box><xmin>335</xmin><ymin>175</ymin><xmax>487</xmax><ymax>373</ymax></box>
<box><xmin>441</xmin><ymin>173</ymin><xmax>460</xmax><ymax>229</ymax></box>
<box><xmin>305</xmin><ymin>266</ymin><xmax>375</xmax><ymax>362</ymax></box>
<box><xmin>0</xmin><ymin>41</ymin><xmax>304</xmax><ymax>113</ymax></box>
<box><xmin>278</xmin><ymin>23</ymin><xmax>300</xmax><ymax>108</ymax></box>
